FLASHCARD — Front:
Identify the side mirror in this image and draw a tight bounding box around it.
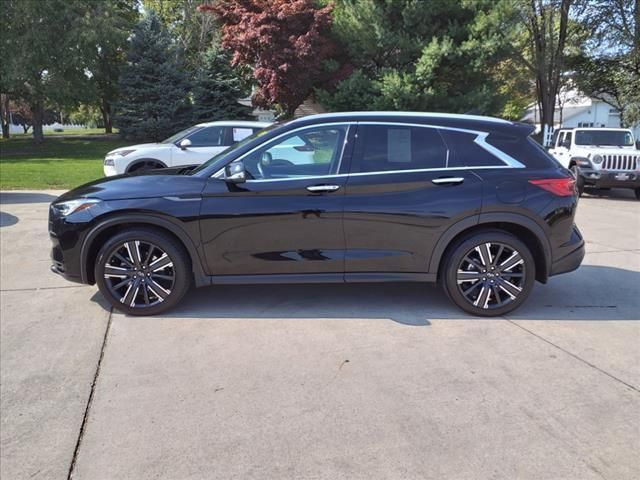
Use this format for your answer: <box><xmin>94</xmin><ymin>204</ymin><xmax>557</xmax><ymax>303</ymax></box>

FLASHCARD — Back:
<box><xmin>225</xmin><ymin>161</ymin><xmax>246</xmax><ymax>183</ymax></box>
<box><xmin>179</xmin><ymin>138</ymin><xmax>192</xmax><ymax>150</ymax></box>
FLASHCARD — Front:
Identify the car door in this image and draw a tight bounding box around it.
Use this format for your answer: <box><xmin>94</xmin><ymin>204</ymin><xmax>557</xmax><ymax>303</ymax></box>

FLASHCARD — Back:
<box><xmin>199</xmin><ymin>124</ymin><xmax>354</xmax><ymax>278</ymax></box>
<box><xmin>342</xmin><ymin>122</ymin><xmax>483</xmax><ymax>278</ymax></box>
<box><xmin>551</xmin><ymin>131</ymin><xmax>571</xmax><ymax>167</ymax></box>
<box><xmin>172</xmin><ymin>126</ymin><xmax>229</xmax><ymax>166</ymax></box>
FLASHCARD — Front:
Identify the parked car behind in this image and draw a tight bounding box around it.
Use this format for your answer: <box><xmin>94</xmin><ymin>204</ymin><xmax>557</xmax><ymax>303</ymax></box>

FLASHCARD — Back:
<box><xmin>51</xmin><ymin>112</ymin><xmax>585</xmax><ymax>317</ymax></box>
<box><xmin>548</xmin><ymin>127</ymin><xmax>640</xmax><ymax>199</ymax></box>
<box><xmin>103</xmin><ymin>121</ymin><xmax>271</xmax><ymax>176</ymax></box>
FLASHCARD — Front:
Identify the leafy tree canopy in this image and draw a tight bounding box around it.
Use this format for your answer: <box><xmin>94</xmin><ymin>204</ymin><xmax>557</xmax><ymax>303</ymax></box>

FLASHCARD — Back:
<box><xmin>114</xmin><ymin>10</ymin><xmax>191</xmax><ymax>141</ymax></box>
<box><xmin>200</xmin><ymin>0</ymin><xmax>343</xmax><ymax>118</ymax></box>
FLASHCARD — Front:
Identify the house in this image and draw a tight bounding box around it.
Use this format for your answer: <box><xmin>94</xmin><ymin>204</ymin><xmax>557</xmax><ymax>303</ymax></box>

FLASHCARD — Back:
<box><xmin>521</xmin><ymin>89</ymin><xmax>640</xmax><ymax>141</ymax></box>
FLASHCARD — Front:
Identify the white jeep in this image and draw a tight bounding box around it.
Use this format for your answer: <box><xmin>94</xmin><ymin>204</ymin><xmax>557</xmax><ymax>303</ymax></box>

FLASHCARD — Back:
<box><xmin>549</xmin><ymin>127</ymin><xmax>640</xmax><ymax>199</ymax></box>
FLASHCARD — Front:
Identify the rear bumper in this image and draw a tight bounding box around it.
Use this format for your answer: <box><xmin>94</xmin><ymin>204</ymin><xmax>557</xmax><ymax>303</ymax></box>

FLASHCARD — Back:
<box><xmin>550</xmin><ymin>226</ymin><xmax>585</xmax><ymax>277</ymax></box>
<box><xmin>578</xmin><ymin>168</ymin><xmax>640</xmax><ymax>189</ymax></box>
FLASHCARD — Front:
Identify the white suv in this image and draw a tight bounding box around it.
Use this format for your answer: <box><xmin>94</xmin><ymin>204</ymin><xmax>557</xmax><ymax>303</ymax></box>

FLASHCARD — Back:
<box><xmin>549</xmin><ymin>127</ymin><xmax>640</xmax><ymax>198</ymax></box>
<box><xmin>103</xmin><ymin>121</ymin><xmax>271</xmax><ymax>176</ymax></box>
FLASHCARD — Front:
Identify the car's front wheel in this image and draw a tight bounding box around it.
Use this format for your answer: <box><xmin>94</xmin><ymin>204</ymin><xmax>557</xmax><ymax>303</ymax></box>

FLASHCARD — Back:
<box><xmin>442</xmin><ymin>231</ymin><xmax>536</xmax><ymax>317</ymax></box>
<box><xmin>95</xmin><ymin>228</ymin><xmax>191</xmax><ymax>315</ymax></box>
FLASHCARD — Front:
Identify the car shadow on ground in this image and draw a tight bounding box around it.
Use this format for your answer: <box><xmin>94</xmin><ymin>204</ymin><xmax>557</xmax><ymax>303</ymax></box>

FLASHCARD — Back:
<box><xmin>582</xmin><ymin>188</ymin><xmax>637</xmax><ymax>202</ymax></box>
<box><xmin>0</xmin><ymin>211</ymin><xmax>18</xmax><ymax>227</ymax></box>
<box><xmin>91</xmin><ymin>265</ymin><xmax>640</xmax><ymax>325</ymax></box>
<box><xmin>0</xmin><ymin>191</ymin><xmax>58</xmax><ymax>204</ymax></box>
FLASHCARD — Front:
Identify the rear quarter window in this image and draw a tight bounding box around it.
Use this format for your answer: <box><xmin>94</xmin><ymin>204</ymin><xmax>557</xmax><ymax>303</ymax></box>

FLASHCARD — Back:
<box><xmin>440</xmin><ymin>130</ymin><xmax>504</xmax><ymax>167</ymax></box>
<box><xmin>488</xmin><ymin>135</ymin><xmax>560</xmax><ymax>169</ymax></box>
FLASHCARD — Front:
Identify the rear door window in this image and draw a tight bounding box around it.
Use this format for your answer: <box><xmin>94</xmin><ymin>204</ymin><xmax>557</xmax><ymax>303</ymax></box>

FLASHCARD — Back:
<box><xmin>351</xmin><ymin>125</ymin><xmax>447</xmax><ymax>173</ymax></box>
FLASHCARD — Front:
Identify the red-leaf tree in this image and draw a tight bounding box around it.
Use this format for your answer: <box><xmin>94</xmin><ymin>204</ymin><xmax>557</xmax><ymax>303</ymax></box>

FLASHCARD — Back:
<box><xmin>199</xmin><ymin>0</ymin><xmax>339</xmax><ymax>118</ymax></box>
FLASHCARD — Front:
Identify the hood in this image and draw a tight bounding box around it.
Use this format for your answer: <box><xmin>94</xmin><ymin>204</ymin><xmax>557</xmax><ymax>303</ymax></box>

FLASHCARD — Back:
<box><xmin>55</xmin><ymin>172</ymin><xmax>207</xmax><ymax>202</ymax></box>
<box><xmin>575</xmin><ymin>145</ymin><xmax>637</xmax><ymax>154</ymax></box>
<box><xmin>106</xmin><ymin>143</ymin><xmax>172</xmax><ymax>155</ymax></box>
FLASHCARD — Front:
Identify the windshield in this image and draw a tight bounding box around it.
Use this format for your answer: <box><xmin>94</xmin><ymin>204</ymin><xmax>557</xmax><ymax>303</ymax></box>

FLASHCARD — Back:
<box><xmin>161</xmin><ymin>126</ymin><xmax>202</xmax><ymax>144</ymax></box>
<box><xmin>190</xmin><ymin>123</ymin><xmax>281</xmax><ymax>174</ymax></box>
<box><xmin>574</xmin><ymin>129</ymin><xmax>634</xmax><ymax>147</ymax></box>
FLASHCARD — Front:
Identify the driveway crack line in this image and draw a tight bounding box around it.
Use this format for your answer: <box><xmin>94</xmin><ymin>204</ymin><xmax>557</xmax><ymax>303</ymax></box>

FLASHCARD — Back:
<box><xmin>66</xmin><ymin>307</ymin><xmax>114</xmax><ymax>480</ymax></box>
<box><xmin>505</xmin><ymin>319</ymin><xmax>639</xmax><ymax>394</ymax></box>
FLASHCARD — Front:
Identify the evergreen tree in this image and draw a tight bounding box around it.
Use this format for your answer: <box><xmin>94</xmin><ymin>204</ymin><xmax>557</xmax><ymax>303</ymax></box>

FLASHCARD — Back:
<box><xmin>191</xmin><ymin>48</ymin><xmax>253</xmax><ymax>123</ymax></box>
<box><xmin>115</xmin><ymin>11</ymin><xmax>191</xmax><ymax>141</ymax></box>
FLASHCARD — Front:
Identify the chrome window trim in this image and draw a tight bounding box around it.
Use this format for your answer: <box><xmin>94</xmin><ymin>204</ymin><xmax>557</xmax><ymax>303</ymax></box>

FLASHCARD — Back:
<box><xmin>213</xmin><ymin>122</ymin><xmax>353</xmax><ymax>180</ymax></box>
<box><xmin>213</xmin><ymin>120</ymin><xmax>525</xmax><ymax>182</ymax></box>
<box><xmin>243</xmin><ymin>165</ymin><xmax>513</xmax><ymax>183</ymax></box>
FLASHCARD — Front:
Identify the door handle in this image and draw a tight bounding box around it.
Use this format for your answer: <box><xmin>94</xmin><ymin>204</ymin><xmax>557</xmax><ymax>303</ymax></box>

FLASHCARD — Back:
<box><xmin>307</xmin><ymin>184</ymin><xmax>341</xmax><ymax>193</ymax></box>
<box><xmin>432</xmin><ymin>177</ymin><xmax>464</xmax><ymax>185</ymax></box>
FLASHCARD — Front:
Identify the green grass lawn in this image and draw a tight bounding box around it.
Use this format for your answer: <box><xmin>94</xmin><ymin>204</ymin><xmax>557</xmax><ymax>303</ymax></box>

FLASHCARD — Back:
<box><xmin>0</xmin><ymin>135</ymin><xmax>129</xmax><ymax>190</ymax></box>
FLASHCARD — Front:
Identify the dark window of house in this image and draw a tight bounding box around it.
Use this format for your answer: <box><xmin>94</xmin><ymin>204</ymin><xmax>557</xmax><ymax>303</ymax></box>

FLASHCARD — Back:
<box><xmin>352</xmin><ymin>125</ymin><xmax>447</xmax><ymax>173</ymax></box>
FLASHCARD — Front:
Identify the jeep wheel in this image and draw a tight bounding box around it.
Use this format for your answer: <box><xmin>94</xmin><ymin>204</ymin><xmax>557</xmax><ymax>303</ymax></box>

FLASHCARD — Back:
<box><xmin>442</xmin><ymin>231</ymin><xmax>536</xmax><ymax>317</ymax></box>
<box><xmin>570</xmin><ymin>165</ymin><xmax>584</xmax><ymax>196</ymax></box>
<box><xmin>635</xmin><ymin>188</ymin><xmax>640</xmax><ymax>200</ymax></box>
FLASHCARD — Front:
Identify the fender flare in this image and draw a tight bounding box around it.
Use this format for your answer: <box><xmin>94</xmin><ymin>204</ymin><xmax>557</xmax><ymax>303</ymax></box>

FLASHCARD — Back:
<box><xmin>125</xmin><ymin>158</ymin><xmax>168</xmax><ymax>173</ymax></box>
<box><xmin>428</xmin><ymin>212</ymin><xmax>552</xmax><ymax>280</ymax></box>
<box><xmin>79</xmin><ymin>213</ymin><xmax>210</xmax><ymax>287</ymax></box>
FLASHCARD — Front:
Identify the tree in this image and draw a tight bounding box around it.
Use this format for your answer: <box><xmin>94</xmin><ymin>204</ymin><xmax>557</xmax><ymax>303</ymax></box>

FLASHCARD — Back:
<box><xmin>88</xmin><ymin>0</ymin><xmax>139</xmax><ymax>133</ymax></box>
<box><xmin>114</xmin><ymin>11</ymin><xmax>191</xmax><ymax>141</ymax></box>
<box><xmin>142</xmin><ymin>0</ymin><xmax>219</xmax><ymax>68</ymax></box>
<box><xmin>200</xmin><ymin>0</ymin><xmax>340</xmax><ymax>118</ymax></box>
<box><xmin>316</xmin><ymin>0</ymin><xmax>531</xmax><ymax>116</ymax></box>
<box><xmin>0</xmin><ymin>95</ymin><xmax>10</xmax><ymax>139</ymax></box>
<box><xmin>570</xmin><ymin>0</ymin><xmax>639</xmax><ymax>126</ymax></box>
<box><xmin>191</xmin><ymin>48</ymin><xmax>253</xmax><ymax>123</ymax></box>
<box><xmin>513</xmin><ymin>0</ymin><xmax>573</xmax><ymax>133</ymax></box>
<box><xmin>0</xmin><ymin>0</ymin><xmax>95</xmax><ymax>142</ymax></box>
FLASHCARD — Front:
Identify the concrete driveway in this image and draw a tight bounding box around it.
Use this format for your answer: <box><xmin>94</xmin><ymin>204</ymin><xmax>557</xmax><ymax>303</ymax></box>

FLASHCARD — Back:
<box><xmin>1</xmin><ymin>189</ymin><xmax>639</xmax><ymax>480</ymax></box>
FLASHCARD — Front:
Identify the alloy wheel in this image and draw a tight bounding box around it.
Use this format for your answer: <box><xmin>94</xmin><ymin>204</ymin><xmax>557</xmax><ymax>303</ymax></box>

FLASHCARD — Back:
<box><xmin>456</xmin><ymin>242</ymin><xmax>526</xmax><ymax>310</ymax></box>
<box><xmin>103</xmin><ymin>240</ymin><xmax>175</xmax><ymax>308</ymax></box>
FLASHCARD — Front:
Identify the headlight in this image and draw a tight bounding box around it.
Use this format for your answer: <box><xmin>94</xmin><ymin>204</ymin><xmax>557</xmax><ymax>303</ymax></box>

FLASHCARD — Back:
<box><xmin>52</xmin><ymin>198</ymin><xmax>101</xmax><ymax>216</ymax></box>
<box><xmin>104</xmin><ymin>158</ymin><xmax>115</xmax><ymax>166</ymax></box>
<box><xmin>106</xmin><ymin>149</ymin><xmax>136</xmax><ymax>157</ymax></box>
<box><xmin>592</xmin><ymin>154</ymin><xmax>603</xmax><ymax>164</ymax></box>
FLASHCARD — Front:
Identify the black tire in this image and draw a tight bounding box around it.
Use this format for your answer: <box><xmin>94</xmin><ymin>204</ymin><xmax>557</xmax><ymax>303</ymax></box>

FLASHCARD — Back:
<box><xmin>570</xmin><ymin>165</ymin><xmax>584</xmax><ymax>196</ymax></box>
<box><xmin>442</xmin><ymin>230</ymin><xmax>536</xmax><ymax>317</ymax></box>
<box><xmin>635</xmin><ymin>188</ymin><xmax>640</xmax><ymax>200</ymax></box>
<box><xmin>128</xmin><ymin>160</ymin><xmax>165</xmax><ymax>174</ymax></box>
<box><xmin>95</xmin><ymin>228</ymin><xmax>191</xmax><ymax>315</ymax></box>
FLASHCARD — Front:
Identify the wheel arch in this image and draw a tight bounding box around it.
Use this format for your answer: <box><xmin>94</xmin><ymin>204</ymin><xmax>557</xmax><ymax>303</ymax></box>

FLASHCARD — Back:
<box><xmin>80</xmin><ymin>214</ymin><xmax>209</xmax><ymax>287</ymax></box>
<box><xmin>125</xmin><ymin>158</ymin><xmax>168</xmax><ymax>173</ymax></box>
<box><xmin>430</xmin><ymin>213</ymin><xmax>551</xmax><ymax>283</ymax></box>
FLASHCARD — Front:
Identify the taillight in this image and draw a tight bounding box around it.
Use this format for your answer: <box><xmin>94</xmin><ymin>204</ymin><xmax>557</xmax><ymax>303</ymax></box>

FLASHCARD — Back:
<box><xmin>529</xmin><ymin>178</ymin><xmax>576</xmax><ymax>196</ymax></box>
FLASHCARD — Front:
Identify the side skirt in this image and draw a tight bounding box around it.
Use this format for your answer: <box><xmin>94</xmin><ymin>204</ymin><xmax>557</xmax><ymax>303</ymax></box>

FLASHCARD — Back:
<box><xmin>205</xmin><ymin>272</ymin><xmax>436</xmax><ymax>286</ymax></box>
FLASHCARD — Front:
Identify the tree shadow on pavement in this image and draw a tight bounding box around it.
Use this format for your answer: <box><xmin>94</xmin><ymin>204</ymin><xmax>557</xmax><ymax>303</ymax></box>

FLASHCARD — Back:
<box><xmin>0</xmin><ymin>192</ymin><xmax>58</xmax><ymax>204</ymax></box>
<box><xmin>91</xmin><ymin>265</ymin><xmax>640</xmax><ymax>325</ymax></box>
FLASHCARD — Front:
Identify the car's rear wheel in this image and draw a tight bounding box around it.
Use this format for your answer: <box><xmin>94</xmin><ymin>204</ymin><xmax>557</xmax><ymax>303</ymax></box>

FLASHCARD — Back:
<box><xmin>442</xmin><ymin>231</ymin><xmax>536</xmax><ymax>317</ymax></box>
<box><xmin>95</xmin><ymin>228</ymin><xmax>191</xmax><ymax>315</ymax></box>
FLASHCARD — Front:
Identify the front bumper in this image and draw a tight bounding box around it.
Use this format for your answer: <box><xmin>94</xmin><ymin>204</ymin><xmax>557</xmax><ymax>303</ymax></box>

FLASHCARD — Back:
<box><xmin>578</xmin><ymin>167</ymin><xmax>640</xmax><ymax>189</ymax></box>
<box><xmin>103</xmin><ymin>163</ymin><xmax>118</xmax><ymax>177</ymax></box>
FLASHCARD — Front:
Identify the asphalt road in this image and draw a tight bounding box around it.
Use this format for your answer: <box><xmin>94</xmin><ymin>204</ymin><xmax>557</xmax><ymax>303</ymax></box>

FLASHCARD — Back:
<box><xmin>1</xmin><ymin>188</ymin><xmax>639</xmax><ymax>480</ymax></box>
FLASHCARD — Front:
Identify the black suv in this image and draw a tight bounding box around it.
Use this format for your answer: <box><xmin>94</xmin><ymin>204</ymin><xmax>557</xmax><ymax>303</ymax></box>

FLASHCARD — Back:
<box><xmin>49</xmin><ymin>112</ymin><xmax>584</xmax><ymax>316</ymax></box>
